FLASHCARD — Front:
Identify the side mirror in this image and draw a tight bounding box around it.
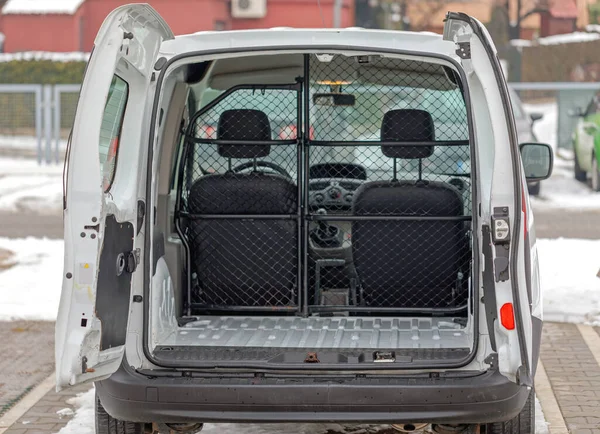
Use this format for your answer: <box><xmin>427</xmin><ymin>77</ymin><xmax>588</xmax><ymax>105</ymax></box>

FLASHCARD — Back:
<box><xmin>568</xmin><ymin>107</ymin><xmax>585</xmax><ymax>117</ymax></box>
<box><xmin>520</xmin><ymin>142</ymin><xmax>553</xmax><ymax>181</ymax></box>
<box><xmin>529</xmin><ymin>112</ymin><xmax>544</xmax><ymax>123</ymax></box>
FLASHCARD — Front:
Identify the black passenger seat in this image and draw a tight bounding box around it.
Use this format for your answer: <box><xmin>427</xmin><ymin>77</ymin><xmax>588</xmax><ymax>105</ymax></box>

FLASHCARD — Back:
<box><xmin>187</xmin><ymin>109</ymin><xmax>298</xmax><ymax>309</ymax></box>
<box><xmin>351</xmin><ymin>109</ymin><xmax>469</xmax><ymax>309</ymax></box>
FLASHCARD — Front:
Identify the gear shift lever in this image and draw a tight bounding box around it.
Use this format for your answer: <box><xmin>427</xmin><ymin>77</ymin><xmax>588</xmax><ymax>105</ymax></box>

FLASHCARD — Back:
<box><xmin>311</xmin><ymin>208</ymin><xmax>342</xmax><ymax>248</ymax></box>
<box><xmin>316</xmin><ymin>208</ymin><xmax>330</xmax><ymax>233</ymax></box>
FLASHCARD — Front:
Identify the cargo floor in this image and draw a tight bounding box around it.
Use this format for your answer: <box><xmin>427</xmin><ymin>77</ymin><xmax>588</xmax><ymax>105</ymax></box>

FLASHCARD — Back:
<box><xmin>159</xmin><ymin>316</ymin><xmax>472</xmax><ymax>349</ymax></box>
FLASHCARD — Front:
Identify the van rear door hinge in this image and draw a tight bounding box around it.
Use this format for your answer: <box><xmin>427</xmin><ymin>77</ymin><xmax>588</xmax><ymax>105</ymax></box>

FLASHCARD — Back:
<box><xmin>456</xmin><ymin>41</ymin><xmax>471</xmax><ymax>59</ymax></box>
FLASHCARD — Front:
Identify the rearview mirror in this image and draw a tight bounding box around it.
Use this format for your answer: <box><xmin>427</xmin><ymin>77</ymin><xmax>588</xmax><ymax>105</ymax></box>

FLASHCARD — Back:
<box><xmin>313</xmin><ymin>93</ymin><xmax>356</xmax><ymax>107</ymax></box>
<box><xmin>529</xmin><ymin>112</ymin><xmax>544</xmax><ymax>123</ymax></box>
<box><xmin>520</xmin><ymin>142</ymin><xmax>553</xmax><ymax>181</ymax></box>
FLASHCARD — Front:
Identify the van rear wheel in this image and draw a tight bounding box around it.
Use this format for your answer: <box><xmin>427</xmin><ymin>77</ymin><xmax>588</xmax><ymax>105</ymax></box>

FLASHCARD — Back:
<box><xmin>485</xmin><ymin>388</ymin><xmax>534</xmax><ymax>434</ymax></box>
<box><xmin>95</xmin><ymin>393</ymin><xmax>145</xmax><ymax>434</ymax></box>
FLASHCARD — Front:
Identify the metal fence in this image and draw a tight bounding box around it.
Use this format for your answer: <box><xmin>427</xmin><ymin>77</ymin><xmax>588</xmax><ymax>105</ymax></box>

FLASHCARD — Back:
<box><xmin>0</xmin><ymin>84</ymin><xmax>80</xmax><ymax>164</ymax></box>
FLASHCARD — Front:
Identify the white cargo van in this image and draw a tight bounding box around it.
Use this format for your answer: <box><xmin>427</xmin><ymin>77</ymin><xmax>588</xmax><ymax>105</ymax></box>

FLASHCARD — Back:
<box><xmin>55</xmin><ymin>5</ymin><xmax>553</xmax><ymax>434</ymax></box>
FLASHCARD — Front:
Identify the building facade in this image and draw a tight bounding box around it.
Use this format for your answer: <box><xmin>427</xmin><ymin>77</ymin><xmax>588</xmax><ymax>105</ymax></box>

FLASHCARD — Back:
<box><xmin>0</xmin><ymin>0</ymin><xmax>354</xmax><ymax>53</ymax></box>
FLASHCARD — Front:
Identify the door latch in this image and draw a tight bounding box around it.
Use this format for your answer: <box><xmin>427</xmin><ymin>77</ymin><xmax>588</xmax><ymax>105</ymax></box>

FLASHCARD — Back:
<box><xmin>492</xmin><ymin>207</ymin><xmax>510</xmax><ymax>282</ymax></box>
<box><xmin>116</xmin><ymin>248</ymin><xmax>140</xmax><ymax>276</ymax></box>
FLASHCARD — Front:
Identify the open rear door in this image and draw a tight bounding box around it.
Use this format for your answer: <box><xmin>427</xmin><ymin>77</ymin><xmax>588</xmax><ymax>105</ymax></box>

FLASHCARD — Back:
<box><xmin>443</xmin><ymin>13</ymin><xmax>533</xmax><ymax>386</ymax></box>
<box><xmin>55</xmin><ymin>5</ymin><xmax>173</xmax><ymax>389</ymax></box>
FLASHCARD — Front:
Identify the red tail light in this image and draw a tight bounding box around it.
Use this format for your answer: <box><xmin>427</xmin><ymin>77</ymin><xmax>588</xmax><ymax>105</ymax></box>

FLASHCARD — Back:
<box><xmin>500</xmin><ymin>303</ymin><xmax>515</xmax><ymax>330</ymax></box>
<box><xmin>279</xmin><ymin>125</ymin><xmax>297</xmax><ymax>140</ymax></box>
<box><xmin>197</xmin><ymin>125</ymin><xmax>217</xmax><ymax>139</ymax></box>
<box><xmin>278</xmin><ymin>125</ymin><xmax>316</xmax><ymax>140</ymax></box>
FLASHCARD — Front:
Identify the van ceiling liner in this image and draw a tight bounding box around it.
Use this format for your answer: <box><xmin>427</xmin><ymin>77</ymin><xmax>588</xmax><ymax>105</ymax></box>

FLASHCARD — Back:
<box><xmin>208</xmin><ymin>54</ymin><xmax>457</xmax><ymax>90</ymax></box>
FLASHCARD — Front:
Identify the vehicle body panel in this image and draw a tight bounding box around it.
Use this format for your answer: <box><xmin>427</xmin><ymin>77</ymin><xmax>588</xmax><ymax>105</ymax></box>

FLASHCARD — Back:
<box><xmin>55</xmin><ymin>4</ymin><xmax>173</xmax><ymax>389</ymax></box>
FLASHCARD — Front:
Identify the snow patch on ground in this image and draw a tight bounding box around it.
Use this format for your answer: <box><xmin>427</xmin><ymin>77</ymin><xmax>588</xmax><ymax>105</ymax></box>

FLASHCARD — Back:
<box><xmin>535</xmin><ymin>397</ymin><xmax>550</xmax><ymax>434</ymax></box>
<box><xmin>2</xmin><ymin>0</ymin><xmax>86</xmax><ymax>15</ymax></box>
<box><xmin>56</xmin><ymin>388</ymin><xmax>95</xmax><ymax>434</ymax></box>
<box><xmin>0</xmin><ymin>158</ymin><xmax>63</xmax><ymax>214</ymax></box>
<box><xmin>0</xmin><ymin>175</ymin><xmax>62</xmax><ymax>213</ymax></box>
<box><xmin>0</xmin><ymin>134</ymin><xmax>68</xmax><ymax>151</ymax></box>
<box><xmin>57</xmin><ymin>408</ymin><xmax>75</xmax><ymax>418</ymax></box>
<box><xmin>512</xmin><ymin>32</ymin><xmax>600</xmax><ymax>47</ymax></box>
<box><xmin>0</xmin><ymin>157</ymin><xmax>63</xmax><ymax>175</ymax></box>
<box><xmin>539</xmin><ymin>238</ymin><xmax>600</xmax><ymax>325</ymax></box>
<box><xmin>0</xmin><ymin>237</ymin><xmax>63</xmax><ymax>321</ymax></box>
<box><xmin>530</xmin><ymin>158</ymin><xmax>600</xmax><ymax>210</ymax></box>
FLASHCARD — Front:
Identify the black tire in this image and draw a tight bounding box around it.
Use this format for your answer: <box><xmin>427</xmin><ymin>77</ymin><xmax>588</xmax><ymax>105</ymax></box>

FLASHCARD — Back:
<box><xmin>574</xmin><ymin>152</ymin><xmax>587</xmax><ymax>182</ymax></box>
<box><xmin>527</xmin><ymin>182</ymin><xmax>541</xmax><ymax>196</ymax></box>
<box><xmin>486</xmin><ymin>388</ymin><xmax>535</xmax><ymax>434</ymax></box>
<box><xmin>96</xmin><ymin>392</ymin><xmax>145</xmax><ymax>434</ymax></box>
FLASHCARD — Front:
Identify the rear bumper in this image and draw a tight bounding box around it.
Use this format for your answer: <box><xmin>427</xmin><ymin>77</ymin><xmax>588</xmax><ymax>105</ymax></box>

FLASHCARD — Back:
<box><xmin>96</xmin><ymin>362</ymin><xmax>529</xmax><ymax>424</ymax></box>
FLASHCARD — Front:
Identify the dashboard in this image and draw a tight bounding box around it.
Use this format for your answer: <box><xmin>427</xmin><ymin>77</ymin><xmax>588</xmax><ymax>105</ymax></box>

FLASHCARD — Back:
<box><xmin>307</xmin><ymin>174</ymin><xmax>471</xmax><ymax>213</ymax></box>
<box><xmin>308</xmin><ymin>178</ymin><xmax>363</xmax><ymax>209</ymax></box>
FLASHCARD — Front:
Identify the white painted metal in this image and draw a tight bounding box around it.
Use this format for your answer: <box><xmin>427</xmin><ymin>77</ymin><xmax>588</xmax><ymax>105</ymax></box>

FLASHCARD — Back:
<box><xmin>444</xmin><ymin>16</ymin><xmax>532</xmax><ymax>384</ymax></box>
<box><xmin>55</xmin><ymin>4</ymin><xmax>173</xmax><ymax>389</ymax></box>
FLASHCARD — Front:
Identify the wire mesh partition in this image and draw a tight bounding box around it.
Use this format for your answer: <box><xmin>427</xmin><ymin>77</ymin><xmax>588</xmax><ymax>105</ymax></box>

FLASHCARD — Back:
<box><xmin>179</xmin><ymin>84</ymin><xmax>303</xmax><ymax>312</ymax></box>
<box><xmin>178</xmin><ymin>54</ymin><xmax>473</xmax><ymax>316</ymax></box>
<box><xmin>305</xmin><ymin>54</ymin><xmax>472</xmax><ymax>314</ymax></box>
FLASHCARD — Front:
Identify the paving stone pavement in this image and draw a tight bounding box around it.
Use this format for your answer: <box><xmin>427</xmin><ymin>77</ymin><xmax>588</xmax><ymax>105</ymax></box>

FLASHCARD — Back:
<box><xmin>2</xmin><ymin>384</ymin><xmax>90</xmax><ymax>434</ymax></box>
<box><xmin>2</xmin><ymin>322</ymin><xmax>600</xmax><ymax>434</ymax></box>
<box><xmin>0</xmin><ymin>321</ymin><xmax>55</xmax><ymax>418</ymax></box>
<box><xmin>540</xmin><ymin>323</ymin><xmax>600</xmax><ymax>434</ymax></box>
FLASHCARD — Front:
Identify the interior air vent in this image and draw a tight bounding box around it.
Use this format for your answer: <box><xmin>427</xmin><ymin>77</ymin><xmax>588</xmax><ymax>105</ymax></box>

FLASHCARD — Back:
<box><xmin>231</xmin><ymin>0</ymin><xmax>267</xmax><ymax>19</ymax></box>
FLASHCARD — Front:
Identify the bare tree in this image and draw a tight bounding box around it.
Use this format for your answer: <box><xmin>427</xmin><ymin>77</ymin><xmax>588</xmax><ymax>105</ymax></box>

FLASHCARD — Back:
<box><xmin>404</xmin><ymin>0</ymin><xmax>456</xmax><ymax>31</ymax></box>
<box><xmin>500</xmin><ymin>0</ymin><xmax>549</xmax><ymax>39</ymax></box>
<box><xmin>369</xmin><ymin>0</ymin><xmax>454</xmax><ymax>31</ymax></box>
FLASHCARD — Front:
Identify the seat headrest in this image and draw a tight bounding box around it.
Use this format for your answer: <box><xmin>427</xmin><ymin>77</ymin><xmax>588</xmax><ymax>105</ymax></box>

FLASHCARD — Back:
<box><xmin>381</xmin><ymin>109</ymin><xmax>435</xmax><ymax>159</ymax></box>
<box><xmin>217</xmin><ymin>109</ymin><xmax>271</xmax><ymax>159</ymax></box>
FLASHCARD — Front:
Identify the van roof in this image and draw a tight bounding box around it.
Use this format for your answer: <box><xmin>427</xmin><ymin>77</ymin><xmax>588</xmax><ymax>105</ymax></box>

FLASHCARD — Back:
<box><xmin>159</xmin><ymin>28</ymin><xmax>459</xmax><ymax>62</ymax></box>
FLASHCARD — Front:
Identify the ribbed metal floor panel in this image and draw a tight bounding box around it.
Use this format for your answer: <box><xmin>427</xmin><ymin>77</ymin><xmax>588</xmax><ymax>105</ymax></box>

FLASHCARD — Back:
<box><xmin>159</xmin><ymin>316</ymin><xmax>471</xmax><ymax>349</ymax></box>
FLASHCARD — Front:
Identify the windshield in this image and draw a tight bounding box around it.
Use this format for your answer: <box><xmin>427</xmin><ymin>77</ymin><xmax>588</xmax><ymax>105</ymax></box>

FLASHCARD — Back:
<box><xmin>189</xmin><ymin>54</ymin><xmax>470</xmax><ymax>181</ymax></box>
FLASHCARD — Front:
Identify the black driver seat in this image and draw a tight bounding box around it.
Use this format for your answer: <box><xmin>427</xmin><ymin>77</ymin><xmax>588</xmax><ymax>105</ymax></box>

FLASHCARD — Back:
<box><xmin>351</xmin><ymin>109</ymin><xmax>468</xmax><ymax>309</ymax></box>
<box><xmin>187</xmin><ymin>109</ymin><xmax>298</xmax><ymax>308</ymax></box>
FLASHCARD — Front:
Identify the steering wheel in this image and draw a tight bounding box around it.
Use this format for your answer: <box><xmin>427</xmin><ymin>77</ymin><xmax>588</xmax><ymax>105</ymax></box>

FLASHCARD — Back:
<box><xmin>231</xmin><ymin>160</ymin><xmax>292</xmax><ymax>178</ymax></box>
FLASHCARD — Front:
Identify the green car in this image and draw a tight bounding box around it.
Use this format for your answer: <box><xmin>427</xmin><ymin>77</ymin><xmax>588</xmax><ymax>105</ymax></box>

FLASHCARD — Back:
<box><xmin>572</xmin><ymin>95</ymin><xmax>600</xmax><ymax>191</ymax></box>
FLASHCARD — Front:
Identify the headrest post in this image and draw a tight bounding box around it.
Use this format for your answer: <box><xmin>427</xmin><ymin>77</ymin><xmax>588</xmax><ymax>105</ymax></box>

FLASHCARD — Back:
<box><xmin>392</xmin><ymin>158</ymin><xmax>398</xmax><ymax>182</ymax></box>
<box><xmin>418</xmin><ymin>159</ymin><xmax>422</xmax><ymax>181</ymax></box>
<box><xmin>228</xmin><ymin>158</ymin><xmax>232</xmax><ymax>172</ymax></box>
<box><xmin>253</xmin><ymin>157</ymin><xmax>257</xmax><ymax>172</ymax></box>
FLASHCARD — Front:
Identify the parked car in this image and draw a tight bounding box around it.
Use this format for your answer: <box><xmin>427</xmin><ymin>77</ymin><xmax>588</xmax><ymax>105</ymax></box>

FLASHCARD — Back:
<box><xmin>509</xmin><ymin>87</ymin><xmax>545</xmax><ymax>195</ymax></box>
<box><xmin>56</xmin><ymin>6</ymin><xmax>553</xmax><ymax>434</ymax></box>
<box><xmin>571</xmin><ymin>92</ymin><xmax>600</xmax><ymax>191</ymax></box>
